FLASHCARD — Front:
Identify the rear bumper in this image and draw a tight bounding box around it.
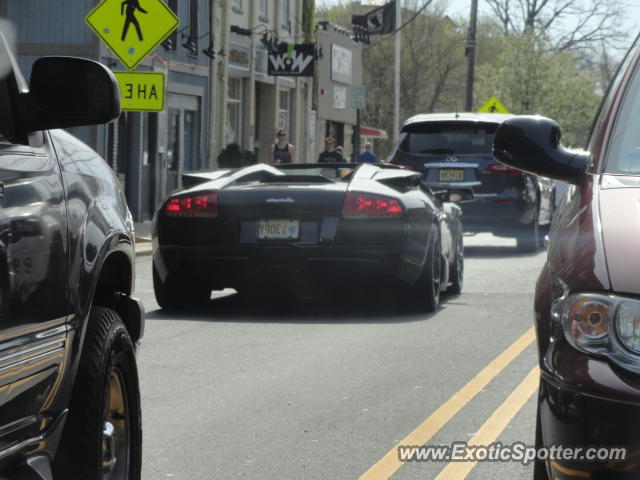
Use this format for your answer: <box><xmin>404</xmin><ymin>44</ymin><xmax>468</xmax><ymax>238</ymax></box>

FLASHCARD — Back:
<box><xmin>154</xmin><ymin>244</ymin><xmax>407</xmax><ymax>292</ymax></box>
<box><xmin>461</xmin><ymin>194</ymin><xmax>535</xmax><ymax>234</ymax></box>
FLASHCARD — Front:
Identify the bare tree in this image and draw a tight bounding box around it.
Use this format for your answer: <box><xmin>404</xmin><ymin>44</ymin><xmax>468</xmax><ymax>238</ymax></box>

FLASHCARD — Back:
<box><xmin>484</xmin><ymin>0</ymin><xmax>627</xmax><ymax>51</ymax></box>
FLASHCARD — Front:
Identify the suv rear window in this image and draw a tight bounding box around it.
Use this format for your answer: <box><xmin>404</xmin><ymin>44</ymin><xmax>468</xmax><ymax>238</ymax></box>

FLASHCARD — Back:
<box><xmin>399</xmin><ymin>122</ymin><xmax>497</xmax><ymax>155</ymax></box>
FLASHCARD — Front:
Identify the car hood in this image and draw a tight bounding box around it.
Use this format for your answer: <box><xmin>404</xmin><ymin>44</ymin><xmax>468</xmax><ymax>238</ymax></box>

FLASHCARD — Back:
<box><xmin>599</xmin><ymin>176</ymin><xmax>640</xmax><ymax>295</ymax></box>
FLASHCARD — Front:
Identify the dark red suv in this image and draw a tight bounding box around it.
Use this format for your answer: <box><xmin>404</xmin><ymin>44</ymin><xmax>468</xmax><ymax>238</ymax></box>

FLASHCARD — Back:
<box><xmin>494</xmin><ymin>34</ymin><xmax>640</xmax><ymax>479</ymax></box>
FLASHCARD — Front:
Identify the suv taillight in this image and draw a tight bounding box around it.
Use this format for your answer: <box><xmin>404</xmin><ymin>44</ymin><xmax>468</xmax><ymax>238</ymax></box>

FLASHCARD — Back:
<box><xmin>164</xmin><ymin>193</ymin><xmax>218</xmax><ymax>218</ymax></box>
<box><xmin>486</xmin><ymin>163</ymin><xmax>524</xmax><ymax>175</ymax></box>
<box><xmin>342</xmin><ymin>192</ymin><xmax>403</xmax><ymax>219</ymax></box>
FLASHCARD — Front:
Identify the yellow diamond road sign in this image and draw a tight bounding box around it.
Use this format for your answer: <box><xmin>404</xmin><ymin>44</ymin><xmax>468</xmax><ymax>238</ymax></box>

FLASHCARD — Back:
<box><xmin>86</xmin><ymin>0</ymin><xmax>179</xmax><ymax>70</ymax></box>
<box><xmin>114</xmin><ymin>72</ymin><xmax>165</xmax><ymax>111</ymax></box>
<box><xmin>477</xmin><ymin>97</ymin><xmax>511</xmax><ymax>114</ymax></box>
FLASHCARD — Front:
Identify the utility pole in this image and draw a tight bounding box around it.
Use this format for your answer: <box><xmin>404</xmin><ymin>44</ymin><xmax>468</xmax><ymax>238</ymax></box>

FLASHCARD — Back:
<box><xmin>393</xmin><ymin>0</ymin><xmax>401</xmax><ymax>144</ymax></box>
<box><xmin>465</xmin><ymin>0</ymin><xmax>478</xmax><ymax>111</ymax></box>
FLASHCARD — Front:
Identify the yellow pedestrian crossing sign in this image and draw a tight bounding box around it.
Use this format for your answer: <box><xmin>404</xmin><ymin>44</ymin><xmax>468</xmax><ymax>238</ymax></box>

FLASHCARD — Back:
<box><xmin>114</xmin><ymin>71</ymin><xmax>165</xmax><ymax>111</ymax></box>
<box><xmin>477</xmin><ymin>97</ymin><xmax>510</xmax><ymax>114</ymax></box>
<box><xmin>86</xmin><ymin>0</ymin><xmax>179</xmax><ymax>70</ymax></box>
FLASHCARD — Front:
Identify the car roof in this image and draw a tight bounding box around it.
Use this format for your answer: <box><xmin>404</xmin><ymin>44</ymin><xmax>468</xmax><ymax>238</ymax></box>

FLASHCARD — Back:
<box><xmin>403</xmin><ymin>112</ymin><xmax>514</xmax><ymax>127</ymax></box>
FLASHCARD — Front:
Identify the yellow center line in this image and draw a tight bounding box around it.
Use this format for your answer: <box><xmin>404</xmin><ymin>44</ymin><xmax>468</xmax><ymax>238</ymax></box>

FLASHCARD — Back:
<box><xmin>435</xmin><ymin>366</ymin><xmax>540</xmax><ymax>480</ymax></box>
<box><xmin>359</xmin><ymin>327</ymin><xmax>536</xmax><ymax>480</ymax></box>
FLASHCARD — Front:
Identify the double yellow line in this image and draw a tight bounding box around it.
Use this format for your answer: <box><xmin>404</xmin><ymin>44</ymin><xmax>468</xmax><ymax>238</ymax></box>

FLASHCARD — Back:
<box><xmin>360</xmin><ymin>327</ymin><xmax>538</xmax><ymax>480</ymax></box>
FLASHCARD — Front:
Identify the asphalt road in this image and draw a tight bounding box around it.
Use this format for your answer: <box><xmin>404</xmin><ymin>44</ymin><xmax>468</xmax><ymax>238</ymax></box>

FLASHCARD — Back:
<box><xmin>135</xmin><ymin>234</ymin><xmax>545</xmax><ymax>480</ymax></box>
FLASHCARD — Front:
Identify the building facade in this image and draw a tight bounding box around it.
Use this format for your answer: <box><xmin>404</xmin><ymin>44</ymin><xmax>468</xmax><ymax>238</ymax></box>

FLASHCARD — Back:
<box><xmin>0</xmin><ymin>0</ymin><xmax>313</xmax><ymax>221</ymax></box>
<box><xmin>313</xmin><ymin>22</ymin><xmax>364</xmax><ymax>161</ymax></box>
<box><xmin>0</xmin><ymin>0</ymin><xmax>213</xmax><ymax>221</ymax></box>
<box><xmin>211</xmin><ymin>0</ymin><xmax>313</xmax><ymax>165</ymax></box>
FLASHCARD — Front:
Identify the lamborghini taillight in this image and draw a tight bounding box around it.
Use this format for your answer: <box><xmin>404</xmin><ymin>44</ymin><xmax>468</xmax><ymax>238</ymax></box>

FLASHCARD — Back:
<box><xmin>164</xmin><ymin>193</ymin><xmax>218</xmax><ymax>218</ymax></box>
<box><xmin>342</xmin><ymin>192</ymin><xmax>403</xmax><ymax>219</ymax></box>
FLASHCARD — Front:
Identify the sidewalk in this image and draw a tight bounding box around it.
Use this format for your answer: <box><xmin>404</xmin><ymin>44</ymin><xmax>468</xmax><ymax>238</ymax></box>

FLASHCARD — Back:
<box><xmin>134</xmin><ymin>221</ymin><xmax>153</xmax><ymax>257</ymax></box>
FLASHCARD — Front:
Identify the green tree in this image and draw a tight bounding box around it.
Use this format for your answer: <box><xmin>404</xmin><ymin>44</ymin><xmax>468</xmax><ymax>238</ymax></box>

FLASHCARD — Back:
<box><xmin>316</xmin><ymin>1</ymin><xmax>468</xmax><ymax>154</ymax></box>
<box><xmin>475</xmin><ymin>34</ymin><xmax>601</xmax><ymax>147</ymax></box>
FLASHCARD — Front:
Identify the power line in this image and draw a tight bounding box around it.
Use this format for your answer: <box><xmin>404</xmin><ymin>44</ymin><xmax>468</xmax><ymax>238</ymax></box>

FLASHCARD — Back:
<box><xmin>365</xmin><ymin>0</ymin><xmax>434</xmax><ymax>49</ymax></box>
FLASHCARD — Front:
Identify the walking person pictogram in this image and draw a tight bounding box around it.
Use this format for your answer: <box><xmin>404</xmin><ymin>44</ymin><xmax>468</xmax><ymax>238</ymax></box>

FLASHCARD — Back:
<box><xmin>121</xmin><ymin>0</ymin><xmax>147</xmax><ymax>42</ymax></box>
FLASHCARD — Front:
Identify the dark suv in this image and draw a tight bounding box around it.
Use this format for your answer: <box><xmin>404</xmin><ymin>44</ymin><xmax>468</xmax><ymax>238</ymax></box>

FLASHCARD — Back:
<box><xmin>0</xmin><ymin>32</ymin><xmax>144</xmax><ymax>479</ymax></box>
<box><xmin>389</xmin><ymin>113</ymin><xmax>556</xmax><ymax>251</ymax></box>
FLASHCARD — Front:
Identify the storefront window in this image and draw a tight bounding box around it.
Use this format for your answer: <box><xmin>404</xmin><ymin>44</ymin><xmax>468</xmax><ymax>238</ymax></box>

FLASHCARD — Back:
<box><xmin>278</xmin><ymin>89</ymin><xmax>289</xmax><ymax>132</ymax></box>
<box><xmin>183</xmin><ymin>111</ymin><xmax>197</xmax><ymax>171</ymax></box>
<box><xmin>259</xmin><ymin>0</ymin><xmax>269</xmax><ymax>19</ymax></box>
<box><xmin>280</xmin><ymin>0</ymin><xmax>289</xmax><ymax>29</ymax></box>
<box><xmin>168</xmin><ymin>109</ymin><xmax>180</xmax><ymax>170</ymax></box>
<box><xmin>226</xmin><ymin>78</ymin><xmax>243</xmax><ymax>146</ymax></box>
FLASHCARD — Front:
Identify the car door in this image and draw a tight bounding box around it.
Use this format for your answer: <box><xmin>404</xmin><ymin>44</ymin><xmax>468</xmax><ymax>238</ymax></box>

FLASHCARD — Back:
<box><xmin>0</xmin><ymin>129</ymin><xmax>70</xmax><ymax>445</ymax></box>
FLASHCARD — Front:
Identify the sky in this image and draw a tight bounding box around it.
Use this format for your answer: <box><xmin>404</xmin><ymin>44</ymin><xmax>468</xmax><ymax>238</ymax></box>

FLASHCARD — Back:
<box><xmin>318</xmin><ymin>0</ymin><xmax>640</xmax><ymax>53</ymax></box>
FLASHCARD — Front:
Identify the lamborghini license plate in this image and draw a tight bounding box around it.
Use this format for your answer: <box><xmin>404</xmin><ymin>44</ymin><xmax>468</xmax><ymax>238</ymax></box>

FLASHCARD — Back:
<box><xmin>258</xmin><ymin>219</ymin><xmax>300</xmax><ymax>240</ymax></box>
<box><xmin>438</xmin><ymin>169</ymin><xmax>465</xmax><ymax>182</ymax></box>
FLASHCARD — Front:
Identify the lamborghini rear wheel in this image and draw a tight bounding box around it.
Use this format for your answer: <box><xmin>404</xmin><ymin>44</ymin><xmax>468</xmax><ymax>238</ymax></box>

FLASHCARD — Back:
<box><xmin>408</xmin><ymin>230</ymin><xmax>441</xmax><ymax>313</ymax></box>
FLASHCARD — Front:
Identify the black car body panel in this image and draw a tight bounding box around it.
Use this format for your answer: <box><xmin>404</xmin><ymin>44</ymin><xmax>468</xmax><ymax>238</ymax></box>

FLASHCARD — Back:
<box><xmin>153</xmin><ymin>163</ymin><xmax>463</xmax><ymax>297</ymax></box>
<box><xmin>388</xmin><ymin>113</ymin><xmax>556</xmax><ymax>237</ymax></box>
<box><xmin>0</xmin><ymin>32</ymin><xmax>143</xmax><ymax>477</ymax></box>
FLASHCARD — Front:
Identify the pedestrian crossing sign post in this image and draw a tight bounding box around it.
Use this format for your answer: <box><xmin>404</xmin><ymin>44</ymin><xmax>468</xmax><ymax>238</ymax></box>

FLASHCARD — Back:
<box><xmin>86</xmin><ymin>0</ymin><xmax>179</xmax><ymax>70</ymax></box>
<box><xmin>477</xmin><ymin>97</ymin><xmax>511</xmax><ymax>114</ymax></box>
<box><xmin>114</xmin><ymin>71</ymin><xmax>165</xmax><ymax>111</ymax></box>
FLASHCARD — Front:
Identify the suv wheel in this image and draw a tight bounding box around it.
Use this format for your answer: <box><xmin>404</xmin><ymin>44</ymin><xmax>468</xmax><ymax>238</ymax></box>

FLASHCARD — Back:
<box><xmin>53</xmin><ymin>307</ymin><xmax>141</xmax><ymax>480</ymax></box>
<box><xmin>516</xmin><ymin>209</ymin><xmax>543</xmax><ymax>252</ymax></box>
<box><xmin>153</xmin><ymin>264</ymin><xmax>210</xmax><ymax>310</ymax></box>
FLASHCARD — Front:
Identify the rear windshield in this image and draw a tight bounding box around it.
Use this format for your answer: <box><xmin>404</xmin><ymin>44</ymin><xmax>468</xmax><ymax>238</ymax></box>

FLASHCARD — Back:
<box><xmin>399</xmin><ymin>122</ymin><xmax>497</xmax><ymax>155</ymax></box>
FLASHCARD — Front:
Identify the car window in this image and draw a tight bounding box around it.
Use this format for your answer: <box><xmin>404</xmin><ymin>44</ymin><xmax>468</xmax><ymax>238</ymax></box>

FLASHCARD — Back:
<box><xmin>604</xmin><ymin>53</ymin><xmax>640</xmax><ymax>174</ymax></box>
<box><xmin>399</xmin><ymin>122</ymin><xmax>497</xmax><ymax>155</ymax></box>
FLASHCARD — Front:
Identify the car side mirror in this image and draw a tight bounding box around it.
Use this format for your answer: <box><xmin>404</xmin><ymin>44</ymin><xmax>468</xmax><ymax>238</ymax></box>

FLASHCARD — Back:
<box><xmin>493</xmin><ymin>115</ymin><xmax>590</xmax><ymax>184</ymax></box>
<box><xmin>21</xmin><ymin>56</ymin><xmax>121</xmax><ymax>132</ymax></box>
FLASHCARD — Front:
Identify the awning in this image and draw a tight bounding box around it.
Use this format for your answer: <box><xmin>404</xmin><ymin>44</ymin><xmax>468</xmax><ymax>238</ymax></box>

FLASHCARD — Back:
<box><xmin>360</xmin><ymin>126</ymin><xmax>388</xmax><ymax>139</ymax></box>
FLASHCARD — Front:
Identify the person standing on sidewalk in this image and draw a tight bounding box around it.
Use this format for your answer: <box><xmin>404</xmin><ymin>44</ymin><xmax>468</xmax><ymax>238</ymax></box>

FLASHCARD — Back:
<box><xmin>318</xmin><ymin>137</ymin><xmax>344</xmax><ymax>162</ymax></box>
<box><xmin>268</xmin><ymin>129</ymin><xmax>296</xmax><ymax>164</ymax></box>
<box><xmin>359</xmin><ymin>143</ymin><xmax>377</xmax><ymax>163</ymax></box>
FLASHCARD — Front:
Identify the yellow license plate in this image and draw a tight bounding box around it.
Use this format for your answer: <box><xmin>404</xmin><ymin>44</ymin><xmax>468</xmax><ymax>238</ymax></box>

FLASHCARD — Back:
<box><xmin>258</xmin><ymin>220</ymin><xmax>300</xmax><ymax>240</ymax></box>
<box><xmin>439</xmin><ymin>169</ymin><xmax>465</xmax><ymax>182</ymax></box>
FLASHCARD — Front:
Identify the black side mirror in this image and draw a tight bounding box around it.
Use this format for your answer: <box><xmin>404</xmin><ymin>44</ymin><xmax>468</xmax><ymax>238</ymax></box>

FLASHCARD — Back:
<box><xmin>493</xmin><ymin>115</ymin><xmax>590</xmax><ymax>184</ymax></box>
<box><xmin>20</xmin><ymin>56</ymin><xmax>121</xmax><ymax>132</ymax></box>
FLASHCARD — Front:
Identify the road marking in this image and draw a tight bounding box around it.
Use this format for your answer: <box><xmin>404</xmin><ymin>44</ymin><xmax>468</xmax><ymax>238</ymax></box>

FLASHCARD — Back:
<box><xmin>434</xmin><ymin>365</ymin><xmax>539</xmax><ymax>479</ymax></box>
<box><xmin>359</xmin><ymin>327</ymin><xmax>536</xmax><ymax>480</ymax></box>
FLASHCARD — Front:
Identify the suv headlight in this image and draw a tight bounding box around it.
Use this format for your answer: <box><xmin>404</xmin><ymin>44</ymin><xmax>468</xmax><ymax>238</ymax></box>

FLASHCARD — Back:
<box><xmin>556</xmin><ymin>293</ymin><xmax>640</xmax><ymax>372</ymax></box>
<box><xmin>616</xmin><ymin>301</ymin><xmax>640</xmax><ymax>354</ymax></box>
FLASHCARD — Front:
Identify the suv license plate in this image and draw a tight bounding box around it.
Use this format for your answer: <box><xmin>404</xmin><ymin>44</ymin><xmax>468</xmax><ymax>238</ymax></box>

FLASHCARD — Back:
<box><xmin>258</xmin><ymin>220</ymin><xmax>300</xmax><ymax>240</ymax></box>
<box><xmin>439</xmin><ymin>169</ymin><xmax>465</xmax><ymax>182</ymax></box>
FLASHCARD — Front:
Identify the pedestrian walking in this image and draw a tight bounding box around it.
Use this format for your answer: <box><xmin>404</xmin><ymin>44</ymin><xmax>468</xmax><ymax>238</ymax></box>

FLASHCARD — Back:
<box><xmin>268</xmin><ymin>129</ymin><xmax>296</xmax><ymax>164</ymax></box>
<box><xmin>359</xmin><ymin>143</ymin><xmax>377</xmax><ymax>163</ymax></box>
<box><xmin>318</xmin><ymin>137</ymin><xmax>344</xmax><ymax>162</ymax></box>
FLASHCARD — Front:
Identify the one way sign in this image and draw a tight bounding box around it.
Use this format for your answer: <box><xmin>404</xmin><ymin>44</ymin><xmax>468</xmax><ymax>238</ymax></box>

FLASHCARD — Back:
<box><xmin>268</xmin><ymin>43</ymin><xmax>314</xmax><ymax>77</ymax></box>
